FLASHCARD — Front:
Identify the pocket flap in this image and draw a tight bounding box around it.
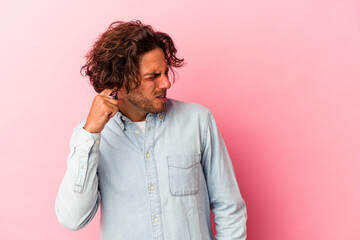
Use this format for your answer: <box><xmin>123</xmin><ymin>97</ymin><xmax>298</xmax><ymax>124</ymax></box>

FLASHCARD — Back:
<box><xmin>167</xmin><ymin>153</ymin><xmax>201</xmax><ymax>169</ymax></box>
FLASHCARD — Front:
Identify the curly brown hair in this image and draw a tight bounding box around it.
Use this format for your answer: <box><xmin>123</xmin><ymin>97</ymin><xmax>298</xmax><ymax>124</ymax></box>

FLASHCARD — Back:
<box><xmin>81</xmin><ymin>20</ymin><xmax>184</xmax><ymax>93</ymax></box>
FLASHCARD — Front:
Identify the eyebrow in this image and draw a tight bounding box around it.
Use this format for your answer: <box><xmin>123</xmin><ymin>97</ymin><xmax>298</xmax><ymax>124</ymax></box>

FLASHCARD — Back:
<box><xmin>143</xmin><ymin>68</ymin><xmax>169</xmax><ymax>77</ymax></box>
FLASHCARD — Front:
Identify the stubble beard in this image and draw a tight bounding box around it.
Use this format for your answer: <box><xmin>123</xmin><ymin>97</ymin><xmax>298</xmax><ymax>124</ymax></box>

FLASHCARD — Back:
<box><xmin>126</xmin><ymin>91</ymin><xmax>166</xmax><ymax>114</ymax></box>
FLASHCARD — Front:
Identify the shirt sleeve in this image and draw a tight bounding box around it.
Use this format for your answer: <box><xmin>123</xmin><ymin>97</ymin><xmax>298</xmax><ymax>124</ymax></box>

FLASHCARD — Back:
<box><xmin>55</xmin><ymin>121</ymin><xmax>101</xmax><ymax>230</ymax></box>
<box><xmin>201</xmin><ymin>111</ymin><xmax>247</xmax><ymax>240</ymax></box>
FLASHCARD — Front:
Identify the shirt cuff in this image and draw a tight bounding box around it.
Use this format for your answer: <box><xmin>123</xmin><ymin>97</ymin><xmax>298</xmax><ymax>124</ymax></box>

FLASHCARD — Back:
<box><xmin>75</xmin><ymin>127</ymin><xmax>101</xmax><ymax>152</ymax></box>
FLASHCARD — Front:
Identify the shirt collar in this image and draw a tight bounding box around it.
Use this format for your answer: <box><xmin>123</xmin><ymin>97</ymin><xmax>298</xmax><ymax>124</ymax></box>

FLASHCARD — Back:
<box><xmin>114</xmin><ymin>109</ymin><xmax>166</xmax><ymax>131</ymax></box>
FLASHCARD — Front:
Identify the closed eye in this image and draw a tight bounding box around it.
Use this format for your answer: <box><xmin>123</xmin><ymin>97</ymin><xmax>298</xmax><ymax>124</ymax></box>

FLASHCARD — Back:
<box><xmin>144</xmin><ymin>70</ymin><xmax>168</xmax><ymax>80</ymax></box>
<box><xmin>145</xmin><ymin>73</ymin><xmax>161</xmax><ymax>80</ymax></box>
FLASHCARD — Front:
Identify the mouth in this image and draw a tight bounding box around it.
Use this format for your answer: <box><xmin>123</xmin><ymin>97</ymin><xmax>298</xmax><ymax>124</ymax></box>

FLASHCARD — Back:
<box><xmin>155</xmin><ymin>93</ymin><xmax>167</xmax><ymax>101</ymax></box>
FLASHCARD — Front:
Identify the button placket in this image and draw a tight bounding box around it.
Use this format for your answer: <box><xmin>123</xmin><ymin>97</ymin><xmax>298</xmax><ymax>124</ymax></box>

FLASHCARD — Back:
<box><xmin>143</xmin><ymin>118</ymin><xmax>164</xmax><ymax>238</ymax></box>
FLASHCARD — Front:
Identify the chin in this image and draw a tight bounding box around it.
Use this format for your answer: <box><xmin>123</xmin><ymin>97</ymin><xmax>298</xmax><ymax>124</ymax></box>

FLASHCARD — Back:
<box><xmin>151</xmin><ymin>103</ymin><xmax>167</xmax><ymax>114</ymax></box>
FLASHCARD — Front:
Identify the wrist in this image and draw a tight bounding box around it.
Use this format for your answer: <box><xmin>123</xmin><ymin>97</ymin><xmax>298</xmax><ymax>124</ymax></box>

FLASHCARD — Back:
<box><xmin>83</xmin><ymin>122</ymin><xmax>102</xmax><ymax>133</ymax></box>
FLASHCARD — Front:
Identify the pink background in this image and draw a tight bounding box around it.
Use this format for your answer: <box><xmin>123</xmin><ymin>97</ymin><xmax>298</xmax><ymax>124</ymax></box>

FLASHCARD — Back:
<box><xmin>1</xmin><ymin>0</ymin><xmax>359</xmax><ymax>239</ymax></box>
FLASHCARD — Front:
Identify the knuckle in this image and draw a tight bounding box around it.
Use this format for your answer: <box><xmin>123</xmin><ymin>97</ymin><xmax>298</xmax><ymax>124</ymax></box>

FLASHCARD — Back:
<box><xmin>95</xmin><ymin>95</ymin><xmax>104</xmax><ymax>103</ymax></box>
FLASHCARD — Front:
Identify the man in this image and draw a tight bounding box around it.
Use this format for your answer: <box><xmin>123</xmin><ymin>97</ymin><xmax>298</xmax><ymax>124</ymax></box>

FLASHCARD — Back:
<box><xmin>56</xmin><ymin>20</ymin><xmax>247</xmax><ymax>240</ymax></box>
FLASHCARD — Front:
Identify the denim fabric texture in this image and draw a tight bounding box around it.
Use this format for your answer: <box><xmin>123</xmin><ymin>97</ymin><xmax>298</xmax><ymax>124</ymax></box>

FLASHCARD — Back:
<box><xmin>56</xmin><ymin>99</ymin><xmax>247</xmax><ymax>240</ymax></box>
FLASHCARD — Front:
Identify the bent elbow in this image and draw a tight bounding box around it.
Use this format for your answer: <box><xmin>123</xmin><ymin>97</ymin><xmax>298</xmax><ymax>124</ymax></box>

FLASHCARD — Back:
<box><xmin>55</xmin><ymin>206</ymin><xmax>84</xmax><ymax>231</ymax></box>
<box><xmin>55</xmin><ymin>196</ymin><xmax>99</xmax><ymax>231</ymax></box>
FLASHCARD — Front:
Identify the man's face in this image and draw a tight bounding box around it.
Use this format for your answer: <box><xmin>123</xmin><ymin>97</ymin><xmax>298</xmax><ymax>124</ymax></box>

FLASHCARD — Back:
<box><xmin>118</xmin><ymin>47</ymin><xmax>171</xmax><ymax>121</ymax></box>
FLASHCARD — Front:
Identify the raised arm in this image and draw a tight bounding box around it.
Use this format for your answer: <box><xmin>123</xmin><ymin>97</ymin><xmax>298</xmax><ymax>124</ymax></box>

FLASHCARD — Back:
<box><xmin>55</xmin><ymin>125</ymin><xmax>101</xmax><ymax>230</ymax></box>
<box><xmin>55</xmin><ymin>89</ymin><xmax>122</xmax><ymax>230</ymax></box>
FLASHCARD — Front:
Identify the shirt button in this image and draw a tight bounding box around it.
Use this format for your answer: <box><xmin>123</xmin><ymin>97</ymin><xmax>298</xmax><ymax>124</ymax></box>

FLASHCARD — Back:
<box><xmin>148</xmin><ymin>127</ymin><xmax>151</xmax><ymax>131</ymax></box>
<box><xmin>146</xmin><ymin>153</ymin><xmax>150</xmax><ymax>158</ymax></box>
<box><xmin>121</xmin><ymin>116</ymin><xmax>125</xmax><ymax>121</ymax></box>
<box><xmin>154</xmin><ymin>217</ymin><xmax>158</xmax><ymax>223</ymax></box>
<box><xmin>95</xmin><ymin>140</ymin><xmax>100</xmax><ymax>144</ymax></box>
<box><xmin>121</xmin><ymin>124</ymin><xmax>124</xmax><ymax>128</ymax></box>
<box><xmin>87</xmin><ymin>140</ymin><xmax>93</xmax><ymax>145</ymax></box>
<box><xmin>135</xmin><ymin>130</ymin><xmax>140</xmax><ymax>134</ymax></box>
<box><xmin>150</xmin><ymin>185</ymin><xmax>155</xmax><ymax>191</ymax></box>
<box><xmin>159</xmin><ymin>114</ymin><xmax>163</xmax><ymax>119</ymax></box>
<box><xmin>82</xmin><ymin>165</ymin><xmax>87</xmax><ymax>170</ymax></box>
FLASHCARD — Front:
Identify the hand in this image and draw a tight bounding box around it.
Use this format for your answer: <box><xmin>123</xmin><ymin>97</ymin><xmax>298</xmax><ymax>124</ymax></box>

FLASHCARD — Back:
<box><xmin>83</xmin><ymin>89</ymin><xmax>123</xmax><ymax>133</ymax></box>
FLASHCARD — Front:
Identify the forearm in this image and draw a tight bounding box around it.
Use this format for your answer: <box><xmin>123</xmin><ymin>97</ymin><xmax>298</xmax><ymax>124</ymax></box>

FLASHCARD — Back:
<box><xmin>55</xmin><ymin>123</ymin><xmax>101</xmax><ymax>230</ymax></box>
<box><xmin>211</xmin><ymin>184</ymin><xmax>247</xmax><ymax>240</ymax></box>
<box><xmin>202</xmin><ymin>112</ymin><xmax>247</xmax><ymax>239</ymax></box>
<box><xmin>208</xmin><ymin>151</ymin><xmax>247</xmax><ymax>240</ymax></box>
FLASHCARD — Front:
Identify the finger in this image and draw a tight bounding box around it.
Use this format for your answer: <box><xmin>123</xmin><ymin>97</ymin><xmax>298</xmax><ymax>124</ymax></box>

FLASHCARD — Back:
<box><xmin>103</xmin><ymin>97</ymin><xmax>121</xmax><ymax>106</ymax></box>
<box><xmin>108</xmin><ymin>105</ymin><xmax>120</xmax><ymax>119</ymax></box>
<box><xmin>99</xmin><ymin>88</ymin><xmax>117</xmax><ymax>97</ymax></box>
<box><xmin>103</xmin><ymin>96</ymin><xmax>125</xmax><ymax>107</ymax></box>
<box><xmin>103</xmin><ymin>101</ymin><xmax>121</xmax><ymax>117</ymax></box>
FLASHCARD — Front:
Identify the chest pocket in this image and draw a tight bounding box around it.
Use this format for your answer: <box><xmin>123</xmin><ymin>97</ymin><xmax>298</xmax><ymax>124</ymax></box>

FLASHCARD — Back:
<box><xmin>167</xmin><ymin>153</ymin><xmax>201</xmax><ymax>196</ymax></box>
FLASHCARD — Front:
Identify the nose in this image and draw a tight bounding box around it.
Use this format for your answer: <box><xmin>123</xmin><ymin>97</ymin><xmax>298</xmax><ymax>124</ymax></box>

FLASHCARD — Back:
<box><xmin>157</xmin><ymin>73</ymin><xmax>171</xmax><ymax>90</ymax></box>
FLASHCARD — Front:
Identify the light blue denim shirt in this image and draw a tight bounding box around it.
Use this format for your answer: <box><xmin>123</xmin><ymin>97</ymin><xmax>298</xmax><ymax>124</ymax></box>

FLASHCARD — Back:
<box><xmin>56</xmin><ymin>99</ymin><xmax>247</xmax><ymax>240</ymax></box>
